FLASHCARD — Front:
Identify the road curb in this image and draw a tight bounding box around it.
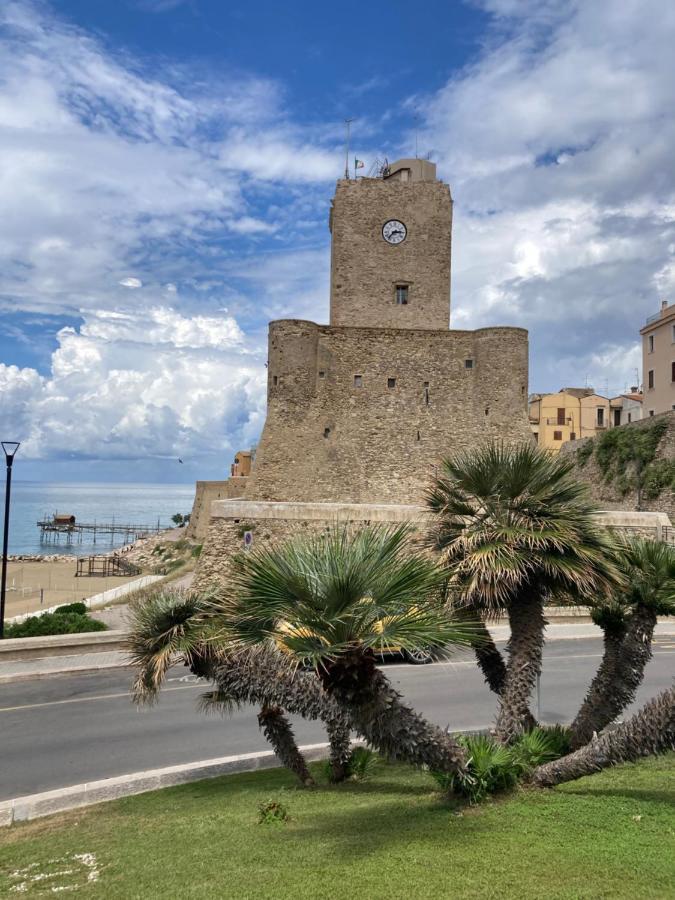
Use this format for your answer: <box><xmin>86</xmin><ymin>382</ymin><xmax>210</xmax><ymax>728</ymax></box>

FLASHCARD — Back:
<box><xmin>0</xmin><ymin>662</ymin><xmax>134</xmax><ymax>685</ymax></box>
<box><xmin>0</xmin><ymin>743</ymin><xmax>334</xmax><ymax>827</ymax></box>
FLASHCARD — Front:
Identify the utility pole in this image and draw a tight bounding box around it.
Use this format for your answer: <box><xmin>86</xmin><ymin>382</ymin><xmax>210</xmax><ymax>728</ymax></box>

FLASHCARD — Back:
<box><xmin>344</xmin><ymin>118</ymin><xmax>354</xmax><ymax>180</ymax></box>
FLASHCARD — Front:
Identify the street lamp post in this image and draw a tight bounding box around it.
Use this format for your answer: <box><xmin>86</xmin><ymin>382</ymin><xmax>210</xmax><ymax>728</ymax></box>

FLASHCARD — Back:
<box><xmin>1</xmin><ymin>442</ymin><xmax>20</xmax><ymax>639</ymax></box>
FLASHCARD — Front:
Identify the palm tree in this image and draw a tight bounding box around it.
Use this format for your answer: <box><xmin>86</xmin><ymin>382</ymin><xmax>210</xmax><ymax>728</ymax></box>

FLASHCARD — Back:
<box><xmin>531</xmin><ymin>684</ymin><xmax>675</xmax><ymax>787</ymax></box>
<box><xmin>215</xmin><ymin>525</ymin><xmax>478</xmax><ymax>776</ymax></box>
<box><xmin>126</xmin><ymin>590</ymin><xmax>352</xmax><ymax>785</ymax></box>
<box><xmin>426</xmin><ymin>442</ymin><xmax>622</xmax><ymax>743</ymax></box>
<box><xmin>570</xmin><ymin>538</ymin><xmax>675</xmax><ymax>749</ymax></box>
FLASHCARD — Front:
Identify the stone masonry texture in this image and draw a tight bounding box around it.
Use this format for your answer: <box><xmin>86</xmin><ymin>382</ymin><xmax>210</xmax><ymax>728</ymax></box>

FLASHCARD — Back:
<box><xmin>330</xmin><ymin>176</ymin><xmax>452</xmax><ymax>330</ymax></box>
<box><xmin>248</xmin><ymin>321</ymin><xmax>530</xmax><ymax>504</ymax></box>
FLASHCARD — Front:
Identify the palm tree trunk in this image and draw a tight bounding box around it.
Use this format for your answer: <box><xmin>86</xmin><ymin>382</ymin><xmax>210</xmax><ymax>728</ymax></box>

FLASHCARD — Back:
<box><xmin>212</xmin><ymin>648</ymin><xmax>353</xmax><ymax>771</ymax></box>
<box><xmin>494</xmin><ymin>595</ymin><xmax>546</xmax><ymax>743</ymax></box>
<box><xmin>257</xmin><ymin>705</ymin><xmax>315</xmax><ymax>786</ymax></box>
<box><xmin>474</xmin><ymin>623</ymin><xmax>507</xmax><ymax>695</ymax></box>
<box><xmin>318</xmin><ymin>651</ymin><xmax>468</xmax><ymax>776</ymax></box>
<box><xmin>569</xmin><ymin>606</ymin><xmax>657</xmax><ymax>750</ymax></box>
<box><xmin>569</xmin><ymin>623</ymin><xmax>627</xmax><ymax>750</ymax></box>
<box><xmin>325</xmin><ymin>718</ymin><xmax>352</xmax><ymax>783</ymax></box>
<box><xmin>531</xmin><ymin>685</ymin><xmax>675</xmax><ymax>787</ymax></box>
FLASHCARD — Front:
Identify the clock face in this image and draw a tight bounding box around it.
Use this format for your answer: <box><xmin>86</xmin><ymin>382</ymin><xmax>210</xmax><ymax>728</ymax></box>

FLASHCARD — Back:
<box><xmin>382</xmin><ymin>219</ymin><xmax>407</xmax><ymax>244</ymax></box>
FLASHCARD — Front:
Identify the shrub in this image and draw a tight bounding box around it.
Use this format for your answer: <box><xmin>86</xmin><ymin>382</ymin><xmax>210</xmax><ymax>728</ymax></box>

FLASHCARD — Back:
<box><xmin>191</xmin><ymin>544</ymin><xmax>203</xmax><ymax>559</ymax></box>
<box><xmin>511</xmin><ymin>726</ymin><xmax>570</xmax><ymax>772</ymax></box>
<box><xmin>257</xmin><ymin>798</ymin><xmax>290</xmax><ymax>825</ymax></box>
<box><xmin>5</xmin><ymin>611</ymin><xmax>108</xmax><ymax>639</ymax></box>
<box><xmin>54</xmin><ymin>602</ymin><xmax>88</xmax><ymax>616</ymax></box>
<box><xmin>431</xmin><ymin>728</ymin><xmax>571</xmax><ymax>804</ymax></box>
<box><xmin>431</xmin><ymin>734</ymin><xmax>518</xmax><ymax>804</ymax></box>
<box><xmin>324</xmin><ymin>746</ymin><xmax>380</xmax><ymax>783</ymax></box>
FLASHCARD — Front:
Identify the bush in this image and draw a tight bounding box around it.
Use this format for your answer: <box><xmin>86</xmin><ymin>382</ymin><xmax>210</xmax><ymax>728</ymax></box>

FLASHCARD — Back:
<box><xmin>5</xmin><ymin>611</ymin><xmax>108</xmax><ymax>639</ymax></box>
<box><xmin>431</xmin><ymin>728</ymin><xmax>571</xmax><ymax>804</ymax></box>
<box><xmin>324</xmin><ymin>746</ymin><xmax>380</xmax><ymax>783</ymax></box>
<box><xmin>54</xmin><ymin>602</ymin><xmax>88</xmax><ymax>616</ymax></box>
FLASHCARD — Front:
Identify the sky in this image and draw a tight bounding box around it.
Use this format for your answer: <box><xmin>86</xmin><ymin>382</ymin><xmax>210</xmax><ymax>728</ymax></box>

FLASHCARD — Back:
<box><xmin>0</xmin><ymin>0</ymin><xmax>674</xmax><ymax>482</ymax></box>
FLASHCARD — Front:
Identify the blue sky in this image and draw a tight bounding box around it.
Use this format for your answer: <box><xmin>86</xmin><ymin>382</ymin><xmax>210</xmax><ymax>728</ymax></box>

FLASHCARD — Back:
<box><xmin>1</xmin><ymin>0</ymin><xmax>674</xmax><ymax>482</ymax></box>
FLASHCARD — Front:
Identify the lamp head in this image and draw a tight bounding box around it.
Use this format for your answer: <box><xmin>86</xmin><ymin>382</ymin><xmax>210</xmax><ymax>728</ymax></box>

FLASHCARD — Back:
<box><xmin>1</xmin><ymin>442</ymin><xmax>20</xmax><ymax>462</ymax></box>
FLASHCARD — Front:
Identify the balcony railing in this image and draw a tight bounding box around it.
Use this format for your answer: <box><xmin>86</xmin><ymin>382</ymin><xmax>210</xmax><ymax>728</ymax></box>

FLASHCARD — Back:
<box><xmin>545</xmin><ymin>417</ymin><xmax>573</xmax><ymax>426</ymax></box>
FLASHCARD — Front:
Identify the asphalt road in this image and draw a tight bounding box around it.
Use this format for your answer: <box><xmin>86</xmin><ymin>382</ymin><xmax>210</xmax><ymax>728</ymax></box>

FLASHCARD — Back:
<box><xmin>1</xmin><ymin>635</ymin><xmax>673</xmax><ymax>801</ymax></box>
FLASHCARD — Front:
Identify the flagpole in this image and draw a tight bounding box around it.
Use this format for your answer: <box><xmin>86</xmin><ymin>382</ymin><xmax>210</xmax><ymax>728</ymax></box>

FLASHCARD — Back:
<box><xmin>344</xmin><ymin>118</ymin><xmax>353</xmax><ymax>180</ymax></box>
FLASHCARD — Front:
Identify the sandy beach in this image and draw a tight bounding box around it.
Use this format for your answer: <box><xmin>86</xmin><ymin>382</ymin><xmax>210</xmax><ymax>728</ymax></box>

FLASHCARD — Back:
<box><xmin>3</xmin><ymin>560</ymin><xmax>143</xmax><ymax>620</ymax></box>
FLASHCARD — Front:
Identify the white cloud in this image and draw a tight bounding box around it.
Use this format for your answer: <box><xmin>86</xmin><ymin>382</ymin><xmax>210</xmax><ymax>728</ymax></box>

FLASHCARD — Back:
<box><xmin>0</xmin><ymin>308</ymin><xmax>265</xmax><ymax>461</ymax></box>
<box><xmin>119</xmin><ymin>278</ymin><xmax>143</xmax><ymax>289</ymax></box>
<box><xmin>419</xmin><ymin>0</ymin><xmax>675</xmax><ymax>393</ymax></box>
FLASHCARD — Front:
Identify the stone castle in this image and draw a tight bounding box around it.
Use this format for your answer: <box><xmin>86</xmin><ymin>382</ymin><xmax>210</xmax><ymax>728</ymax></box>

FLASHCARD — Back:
<box><xmin>190</xmin><ymin>158</ymin><xmax>532</xmax><ymax>569</ymax></box>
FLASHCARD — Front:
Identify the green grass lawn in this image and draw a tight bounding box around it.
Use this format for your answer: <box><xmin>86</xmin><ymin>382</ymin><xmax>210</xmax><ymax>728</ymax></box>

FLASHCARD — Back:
<box><xmin>1</xmin><ymin>755</ymin><xmax>673</xmax><ymax>899</ymax></box>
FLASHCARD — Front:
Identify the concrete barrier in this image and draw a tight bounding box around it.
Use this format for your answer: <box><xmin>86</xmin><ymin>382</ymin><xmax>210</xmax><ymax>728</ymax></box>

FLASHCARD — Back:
<box><xmin>0</xmin><ymin>630</ymin><xmax>128</xmax><ymax>662</ymax></box>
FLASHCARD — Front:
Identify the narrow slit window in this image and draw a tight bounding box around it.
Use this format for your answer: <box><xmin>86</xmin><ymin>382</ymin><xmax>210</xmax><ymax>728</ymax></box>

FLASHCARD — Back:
<box><xmin>354</xmin><ymin>374</ymin><xmax>363</xmax><ymax>387</ymax></box>
<box><xmin>387</xmin><ymin>377</ymin><xmax>396</xmax><ymax>389</ymax></box>
<box><xmin>323</xmin><ymin>426</ymin><xmax>331</xmax><ymax>438</ymax></box>
<box><xmin>272</xmin><ymin>375</ymin><xmax>278</xmax><ymax>386</ymax></box>
<box><xmin>395</xmin><ymin>285</ymin><xmax>409</xmax><ymax>305</ymax></box>
<box><xmin>319</xmin><ymin>370</ymin><xmax>325</xmax><ymax>379</ymax></box>
<box><xmin>465</xmin><ymin>359</ymin><xmax>474</xmax><ymax>369</ymax></box>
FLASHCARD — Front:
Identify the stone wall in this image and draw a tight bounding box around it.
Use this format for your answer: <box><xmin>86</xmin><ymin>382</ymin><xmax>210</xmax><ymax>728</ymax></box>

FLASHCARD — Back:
<box><xmin>249</xmin><ymin>320</ymin><xmax>530</xmax><ymax>504</ymax></box>
<box><xmin>559</xmin><ymin>411</ymin><xmax>675</xmax><ymax>521</ymax></box>
<box><xmin>192</xmin><ymin>500</ymin><xmax>425</xmax><ymax>591</ymax></box>
<box><xmin>329</xmin><ymin>176</ymin><xmax>452</xmax><ymax>330</ymax></box>
<box><xmin>193</xmin><ymin>500</ymin><xmax>671</xmax><ymax>591</ymax></box>
<box><xmin>186</xmin><ymin>478</ymin><xmax>249</xmax><ymax>541</ymax></box>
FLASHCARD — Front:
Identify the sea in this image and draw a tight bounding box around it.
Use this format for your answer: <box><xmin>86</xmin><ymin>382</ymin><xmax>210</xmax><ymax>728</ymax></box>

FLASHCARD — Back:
<box><xmin>2</xmin><ymin>482</ymin><xmax>196</xmax><ymax>557</ymax></box>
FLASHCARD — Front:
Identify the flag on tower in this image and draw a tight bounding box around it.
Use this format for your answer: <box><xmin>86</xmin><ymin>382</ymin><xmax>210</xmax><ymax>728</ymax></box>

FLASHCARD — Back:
<box><xmin>354</xmin><ymin>158</ymin><xmax>365</xmax><ymax>169</ymax></box>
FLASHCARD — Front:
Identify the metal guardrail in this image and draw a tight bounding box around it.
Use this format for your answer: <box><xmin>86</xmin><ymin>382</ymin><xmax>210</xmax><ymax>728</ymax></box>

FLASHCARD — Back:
<box><xmin>645</xmin><ymin>311</ymin><xmax>661</xmax><ymax>324</ymax></box>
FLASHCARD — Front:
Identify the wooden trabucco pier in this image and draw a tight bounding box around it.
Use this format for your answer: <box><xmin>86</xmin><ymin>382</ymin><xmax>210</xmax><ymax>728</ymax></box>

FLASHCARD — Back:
<box><xmin>37</xmin><ymin>516</ymin><xmax>163</xmax><ymax>546</ymax></box>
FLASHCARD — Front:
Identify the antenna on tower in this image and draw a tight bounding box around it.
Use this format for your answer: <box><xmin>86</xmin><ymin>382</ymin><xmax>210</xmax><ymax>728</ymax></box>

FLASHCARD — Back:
<box><xmin>344</xmin><ymin>118</ymin><xmax>354</xmax><ymax>180</ymax></box>
<box><xmin>414</xmin><ymin>109</ymin><xmax>419</xmax><ymax>159</ymax></box>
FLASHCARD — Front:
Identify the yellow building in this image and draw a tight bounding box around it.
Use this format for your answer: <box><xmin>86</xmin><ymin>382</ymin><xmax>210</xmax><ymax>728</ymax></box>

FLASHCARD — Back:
<box><xmin>529</xmin><ymin>388</ymin><xmax>611</xmax><ymax>452</ymax></box>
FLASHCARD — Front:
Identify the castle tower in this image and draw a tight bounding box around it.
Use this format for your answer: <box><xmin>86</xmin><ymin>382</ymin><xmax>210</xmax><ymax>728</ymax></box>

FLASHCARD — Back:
<box><xmin>237</xmin><ymin>159</ymin><xmax>530</xmax><ymax>505</ymax></box>
<box><xmin>329</xmin><ymin>159</ymin><xmax>452</xmax><ymax>330</ymax></box>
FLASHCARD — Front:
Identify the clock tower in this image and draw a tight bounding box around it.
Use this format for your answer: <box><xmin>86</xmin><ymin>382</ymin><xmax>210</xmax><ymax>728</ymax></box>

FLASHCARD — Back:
<box><xmin>328</xmin><ymin>158</ymin><xmax>452</xmax><ymax>330</ymax></box>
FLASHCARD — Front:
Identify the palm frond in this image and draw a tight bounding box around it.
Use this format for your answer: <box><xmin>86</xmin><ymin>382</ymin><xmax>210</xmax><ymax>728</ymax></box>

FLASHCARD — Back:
<box><xmin>126</xmin><ymin>589</ymin><xmax>210</xmax><ymax>704</ymax></box>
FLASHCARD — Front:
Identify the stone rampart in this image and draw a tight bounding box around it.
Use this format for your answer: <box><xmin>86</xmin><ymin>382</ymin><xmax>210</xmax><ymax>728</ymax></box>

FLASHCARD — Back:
<box><xmin>247</xmin><ymin>321</ymin><xmax>530</xmax><ymax>504</ymax></box>
<box><xmin>193</xmin><ymin>501</ymin><xmax>670</xmax><ymax>591</ymax></box>
<box><xmin>186</xmin><ymin>478</ymin><xmax>249</xmax><ymax>541</ymax></box>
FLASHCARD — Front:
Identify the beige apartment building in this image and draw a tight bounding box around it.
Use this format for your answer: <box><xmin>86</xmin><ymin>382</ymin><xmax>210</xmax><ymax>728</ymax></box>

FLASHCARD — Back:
<box><xmin>641</xmin><ymin>300</ymin><xmax>675</xmax><ymax>416</ymax></box>
<box><xmin>529</xmin><ymin>388</ymin><xmax>613</xmax><ymax>451</ymax></box>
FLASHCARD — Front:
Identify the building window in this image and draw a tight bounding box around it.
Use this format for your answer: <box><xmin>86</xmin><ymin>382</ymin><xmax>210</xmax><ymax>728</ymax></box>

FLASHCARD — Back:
<box><xmin>557</xmin><ymin>407</ymin><xmax>566</xmax><ymax>425</ymax></box>
<box><xmin>323</xmin><ymin>426</ymin><xmax>331</xmax><ymax>437</ymax></box>
<box><xmin>628</xmin><ymin>412</ymin><xmax>632</xmax><ymax>423</ymax></box>
<box><xmin>596</xmin><ymin>407</ymin><xmax>604</xmax><ymax>427</ymax></box>
<box><xmin>649</xmin><ymin>410</ymin><xmax>654</xmax><ymax>417</ymax></box>
<box><xmin>319</xmin><ymin>370</ymin><xmax>325</xmax><ymax>379</ymax></box>
<box><xmin>272</xmin><ymin>375</ymin><xmax>278</xmax><ymax>386</ymax></box>
<box><xmin>648</xmin><ymin>334</ymin><xmax>654</xmax><ymax>353</ymax></box>
<box><xmin>672</xmin><ymin>361</ymin><xmax>675</xmax><ymax>382</ymax></box>
<box><xmin>423</xmin><ymin>382</ymin><xmax>429</xmax><ymax>405</ymax></box>
<box><xmin>553</xmin><ymin>431</ymin><xmax>563</xmax><ymax>441</ymax></box>
<box><xmin>387</xmin><ymin>377</ymin><xmax>396</xmax><ymax>389</ymax></box>
<box><xmin>354</xmin><ymin>374</ymin><xmax>363</xmax><ymax>387</ymax></box>
<box><xmin>570</xmin><ymin>432</ymin><xmax>576</xmax><ymax>440</ymax></box>
<box><xmin>613</xmin><ymin>409</ymin><xmax>621</xmax><ymax>427</ymax></box>
<box><xmin>648</xmin><ymin>369</ymin><xmax>654</xmax><ymax>389</ymax></box>
<box><xmin>672</xmin><ymin>324</ymin><xmax>675</xmax><ymax>342</ymax></box>
<box><xmin>465</xmin><ymin>359</ymin><xmax>474</xmax><ymax>369</ymax></box>
<box><xmin>395</xmin><ymin>285</ymin><xmax>409</xmax><ymax>305</ymax></box>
